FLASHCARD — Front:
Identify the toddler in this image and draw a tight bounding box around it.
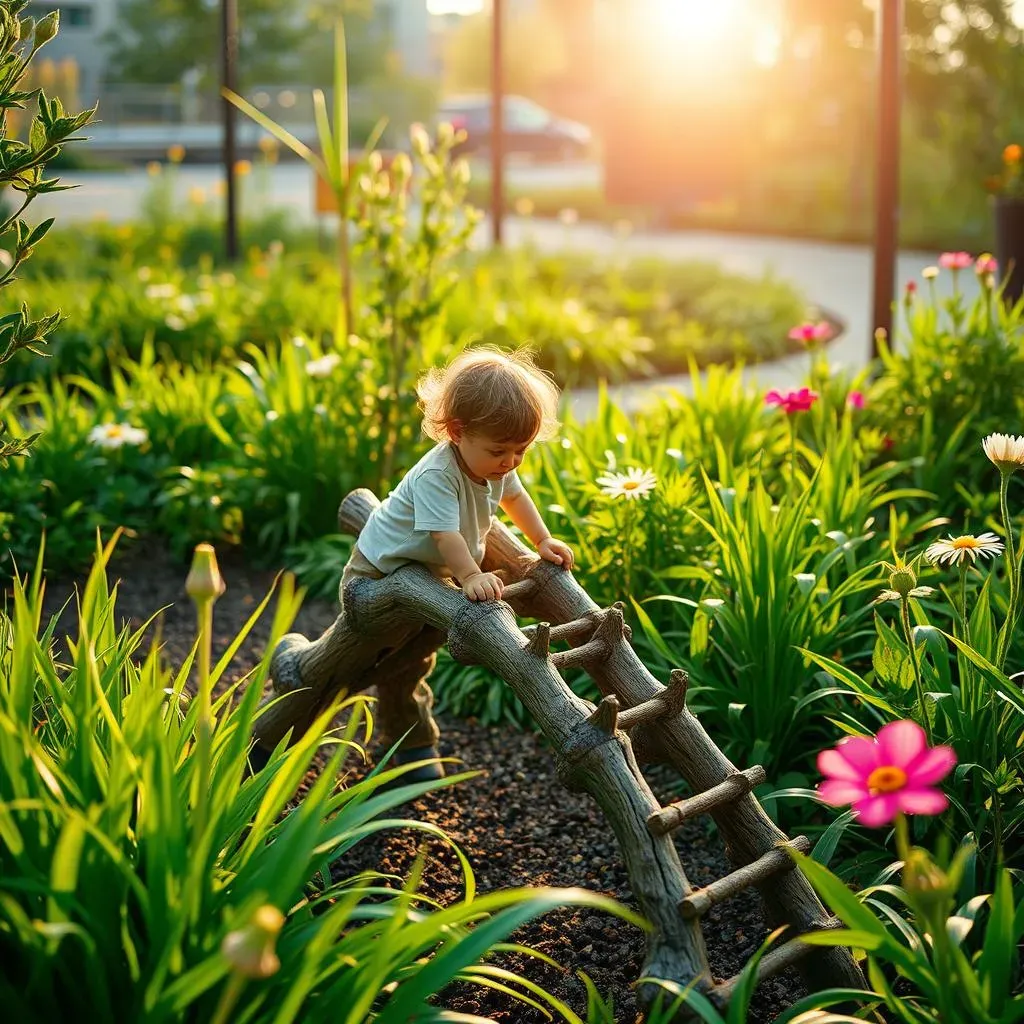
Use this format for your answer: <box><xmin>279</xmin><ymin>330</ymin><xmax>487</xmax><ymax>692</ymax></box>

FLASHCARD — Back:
<box><xmin>344</xmin><ymin>347</ymin><xmax>575</xmax><ymax>779</ymax></box>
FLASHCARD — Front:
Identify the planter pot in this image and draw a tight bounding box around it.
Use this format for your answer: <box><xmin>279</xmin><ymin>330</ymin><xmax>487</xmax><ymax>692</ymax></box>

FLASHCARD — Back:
<box><xmin>994</xmin><ymin>194</ymin><xmax>1024</xmax><ymax>306</ymax></box>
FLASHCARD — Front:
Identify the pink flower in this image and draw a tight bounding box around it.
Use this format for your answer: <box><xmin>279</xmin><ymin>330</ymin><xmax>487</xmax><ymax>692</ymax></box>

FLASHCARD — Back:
<box><xmin>847</xmin><ymin>391</ymin><xmax>865</xmax><ymax>409</ymax></box>
<box><xmin>975</xmin><ymin>254</ymin><xmax>998</xmax><ymax>275</ymax></box>
<box><xmin>905</xmin><ymin>280</ymin><xmax>917</xmax><ymax>296</ymax></box>
<box><xmin>939</xmin><ymin>251</ymin><xmax>973</xmax><ymax>270</ymax></box>
<box><xmin>765</xmin><ymin>387</ymin><xmax>818</xmax><ymax>415</ymax></box>
<box><xmin>788</xmin><ymin>320</ymin><xmax>832</xmax><ymax>344</ymax></box>
<box><xmin>817</xmin><ymin>721</ymin><xmax>956</xmax><ymax>827</ymax></box>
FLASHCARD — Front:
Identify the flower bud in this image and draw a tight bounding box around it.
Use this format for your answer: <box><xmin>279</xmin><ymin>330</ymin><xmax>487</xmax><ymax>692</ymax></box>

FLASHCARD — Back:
<box><xmin>186</xmin><ymin>544</ymin><xmax>225</xmax><ymax>605</ymax></box>
<box><xmin>34</xmin><ymin>10</ymin><xmax>58</xmax><ymax>46</ymax></box>
<box><xmin>452</xmin><ymin>158</ymin><xmax>471</xmax><ymax>186</ymax></box>
<box><xmin>410</xmin><ymin>122</ymin><xmax>430</xmax><ymax>157</ymax></box>
<box><xmin>902</xmin><ymin>848</ymin><xmax>952</xmax><ymax>914</ymax></box>
<box><xmin>437</xmin><ymin>121</ymin><xmax>455</xmax><ymax>147</ymax></box>
<box><xmin>367</xmin><ymin>150</ymin><xmax>383</xmax><ymax>174</ymax></box>
<box><xmin>888</xmin><ymin>563</ymin><xmax>917</xmax><ymax>597</ymax></box>
<box><xmin>222</xmin><ymin>905</ymin><xmax>285</xmax><ymax>979</ymax></box>
<box><xmin>390</xmin><ymin>151</ymin><xmax>412</xmax><ymax>182</ymax></box>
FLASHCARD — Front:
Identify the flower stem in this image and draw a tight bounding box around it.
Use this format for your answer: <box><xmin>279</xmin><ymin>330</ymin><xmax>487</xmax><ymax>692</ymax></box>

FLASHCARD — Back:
<box><xmin>996</xmin><ymin>472</ymin><xmax>1017</xmax><ymax>672</ymax></box>
<box><xmin>901</xmin><ymin>597</ymin><xmax>933</xmax><ymax>744</ymax></box>
<box><xmin>788</xmin><ymin>420</ymin><xmax>797</xmax><ymax>497</ymax></box>
<box><xmin>211</xmin><ymin>973</ymin><xmax>246</xmax><ymax>1024</ymax></box>
<box><xmin>193</xmin><ymin>596</ymin><xmax>215</xmax><ymax>844</ymax></box>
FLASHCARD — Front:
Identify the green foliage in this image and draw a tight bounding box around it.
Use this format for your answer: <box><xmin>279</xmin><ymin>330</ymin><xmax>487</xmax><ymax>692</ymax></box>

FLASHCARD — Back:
<box><xmin>0</xmin><ymin>536</ymin><xmax>641</xmax><ymax>1021</ymax></box>
<box><xmin>795</xmin><ymin>845</ymin><xmax>1024</xmax><ymax>1024</ymax></box>
<box><xmin>0</xmin><ymin>0</ymin><xmax>93</xmax><ymax>461</ymax></box>
<box><xmin>868</xmin><ymin>273</ymin><xmax>1024</xmax><ymax>505</ymax></box>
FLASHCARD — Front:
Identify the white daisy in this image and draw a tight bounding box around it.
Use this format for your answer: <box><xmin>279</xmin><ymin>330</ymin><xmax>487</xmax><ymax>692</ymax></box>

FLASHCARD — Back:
<box><xmin>925</xmin><ymin>533</ymin><xmax>1004</xmax><ymax>567</ymax></box>
<box><xmin>304</xmin><ymin>353</ymin><xmax>341</xmax><ymax>378</ymax></box>
<box><xmin>88</xmin><ymin>423</ymin><xmax>148</xmax><ymax>449</ymax></box>
<box><xmin>596</xmin><ymin>467</ymin><xmax>657</xmax><ymax>500</ymax></box>
<box><xmin>982</xmin><ymin>433</ymin><xmax>1024</xmax><ymax>474</ymax></box>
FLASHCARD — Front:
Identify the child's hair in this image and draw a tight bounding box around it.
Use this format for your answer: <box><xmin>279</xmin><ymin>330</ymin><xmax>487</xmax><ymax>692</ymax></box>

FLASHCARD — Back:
<box><xmin>417</xmin><ymin>346</ymin><xmax>561</xmax><ymax>445</ymax></box>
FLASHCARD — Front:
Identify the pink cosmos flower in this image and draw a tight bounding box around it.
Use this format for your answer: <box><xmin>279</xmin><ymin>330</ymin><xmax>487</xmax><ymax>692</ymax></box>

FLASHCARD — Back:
<box><xmin>765</xmin><ymin>387</ymin><xmax>818</xmax><ymax>414</ymax></box>
<box><xmin>847</xmin><ymin>391</ymin><xmax>865</xmax><ymax>409</ymax></box>
<box><xmin>975</xmin><ymin>254</ymin><xmax>998</xmax><ymax>275</ymax></box>
<box><xmin>939</xmin><ymin>251</ymin><xmax>973</xmax><ymax>270</ymax></box>
<box><xmin>788</xmin><ymin>321</ymin><xmax>832</xmax><ymax>344</ymax></box>
<box><xmin>817</xmin><ymin>720</ymin><xmax>956</xmax><ymax>827</ymax></box>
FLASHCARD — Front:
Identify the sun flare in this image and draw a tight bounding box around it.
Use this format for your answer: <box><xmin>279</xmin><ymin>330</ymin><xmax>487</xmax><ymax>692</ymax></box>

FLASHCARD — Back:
<box><xmin>649</xmin><ymin>0</ymin><xmax>744</xmax><ymax>44</ymax></box>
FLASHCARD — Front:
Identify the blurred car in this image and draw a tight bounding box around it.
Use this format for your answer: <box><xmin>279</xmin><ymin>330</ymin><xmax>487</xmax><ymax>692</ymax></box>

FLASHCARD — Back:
<box><xmin>438</xmin><ymin>95</ymin><xmax>591</xmax><ymax>161</ymax></box>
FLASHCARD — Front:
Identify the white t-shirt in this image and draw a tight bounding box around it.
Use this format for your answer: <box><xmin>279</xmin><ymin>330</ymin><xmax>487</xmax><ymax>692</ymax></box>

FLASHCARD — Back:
<box><xmin>357</xmin><ymin>441</ymin><xmax>525</xmax><ymax>575</ymax></box>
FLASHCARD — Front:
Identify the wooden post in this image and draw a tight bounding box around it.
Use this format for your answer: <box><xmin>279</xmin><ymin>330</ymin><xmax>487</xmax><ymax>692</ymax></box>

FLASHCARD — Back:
<box><xmin>871</xmin><ymin>0</ymin><xmax>903</xmax><ymax>357</ymax></box>
<box><xmin>491</xmin><ymin>0</ymin><xmax>504</xmax><ymax>247</ymax></box>
<box><xmin>221</xmin><ymin>0</ymin><xmax>240</xmax><ymax>261</ymax></box>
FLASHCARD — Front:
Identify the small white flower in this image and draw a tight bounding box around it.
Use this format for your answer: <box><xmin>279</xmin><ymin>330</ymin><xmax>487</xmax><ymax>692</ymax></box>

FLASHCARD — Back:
<box><xmin>304</xmin><ymin>353</ymin><xmax>341</xmax><ymax>378</ymax></box>
<box><xmin>313</xmin><ymin>403</ymin><xmax>327</xmax><ymax>416</ymax></box>
<box><xmin>291</xmin><ymin>335</ymin><xmax>307</xmax><ymax>348</ymax></box>
<box><xmin>701</xmin><ymin>598</ymin><xmax>725</xmax><ymax>609</ymax></box>
<box><xmin>88</xmin><ymin>423</ymin><xmax>148</xmax><ymax>449</ymax></box>
<box><xmin>615</xmin><ymin>433</ymin><xmax>628</xmax><ymax>445</ymax></box>
<box><xmin>145</xmin><ymin>283</ymin><xmax>178</xmax><ymax>300</ymax></box>
<box><xmin>165</xmin><ymin>315</ymin><xmax>187</xmax><ymax>331</ymax></box>
<box><xmin>560</xmin><ymin>438</ymin><xmax>572</xmax><ymax>449</ymax></box>
<box><xmin>982</xmin><ymin>433</ymin><xmax>1024</xmax><ymax>474</ymax></box>
<box><xmin>596</xmin><ymin>466</ymin><xmax>658</xmax><ymax>500</ymax></box>
<box><xmin>265</xmin><ymin>410</ymin><xmax>279</xmax><ymax>422</ymax></box>
<box><xmin>174</xmin><ymin>294</ymin><xmax>196</xmax><ymax>314</ymax></box>
<box><xmin>925</xmin><ymin>532</ymin><xmax>1004</xmax><ymax>567</ymax></box>
<box><xmin>666</xmin><ymin>448</ymin><xmax>683</xmax><ymax>460</ymax></box>
<box><xmin>922</xmin><ymin>266</ymin><xmax>939</xmax><ymax>280</ymax></box>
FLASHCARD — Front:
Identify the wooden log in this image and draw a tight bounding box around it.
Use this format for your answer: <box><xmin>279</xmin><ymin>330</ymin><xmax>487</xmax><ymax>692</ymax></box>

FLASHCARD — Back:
<box><xmin>327</xmin><ymin>488</ymin><xmax>715</xmax><ymax>1002</ymax></box>
<box><xmin>521</xmin><ymin>614</ymin><xmax>601</xmax><ymax>648</ymax></box>
<box><xmin>479</xmin><ymin>518</ymin><xmax>866</xmax><ymax>995</ymax></box>
<box><xmin>679</xmin><ymin>837</ymin><xmax>811</xmax><ymax>920</ymax></box>
<box><xmin>617</xmin><ymin>669</ymin><xmax>690</xmax><ymax>734</ymax></box>
<box><xmin>648</xmin><ymin>767</ymin><xmax>767</xmax><ymax>837</ymax></box>
<box><xmin>708</xmin><ymin>917</ymin><xmax>842</xmax><ymax>1007</ymax></box>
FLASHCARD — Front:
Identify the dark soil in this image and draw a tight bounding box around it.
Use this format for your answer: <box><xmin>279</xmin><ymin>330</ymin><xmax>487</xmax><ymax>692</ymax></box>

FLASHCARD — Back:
<box><xmin>38</xmin><ymin>541</ymin><xmax>807</xmax><ymax>1023</ymax></box>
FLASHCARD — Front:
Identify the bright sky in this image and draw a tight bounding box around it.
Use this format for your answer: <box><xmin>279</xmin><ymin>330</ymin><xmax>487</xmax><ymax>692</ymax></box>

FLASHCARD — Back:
<box><xmin>426</xmin><ymin>0</ymin><xmax>1024</xmax><ymax>27</ymax></box>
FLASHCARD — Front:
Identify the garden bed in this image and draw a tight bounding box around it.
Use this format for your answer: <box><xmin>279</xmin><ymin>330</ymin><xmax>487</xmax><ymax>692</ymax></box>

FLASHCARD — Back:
<box><xmin>37</xmin><ymin>541</ymin><xmax>805</xmax><ymax>1022</ymax></box>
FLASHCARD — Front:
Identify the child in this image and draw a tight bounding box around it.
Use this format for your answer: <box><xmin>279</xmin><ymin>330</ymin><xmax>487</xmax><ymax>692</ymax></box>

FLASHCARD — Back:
<box><xmin>344</xmin><ymin>346</ymin><xmax>575</xmax><ymax>779</ymax></box>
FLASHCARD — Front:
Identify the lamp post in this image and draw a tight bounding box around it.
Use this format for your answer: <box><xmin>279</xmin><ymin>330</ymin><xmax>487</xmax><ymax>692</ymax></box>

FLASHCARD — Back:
<box><xmin>871</xmin><ymin>0</ymin><xmax>902</xmax><ymax>357</ymax></box>
<box><xmin>491</xmin><ymin>0</ymin><xmax>504</xmax><ymax>246</ymax></box>
<box><xmin>221</xmin><ymin>0</ymin><xmax>240</xmax><ymax>261</ymax></box>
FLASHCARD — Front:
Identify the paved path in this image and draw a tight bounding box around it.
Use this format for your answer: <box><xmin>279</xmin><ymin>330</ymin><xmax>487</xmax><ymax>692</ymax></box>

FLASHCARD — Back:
<box><xmin>36</xmin><ymin>162</ymin><xmax>977</xmax><ymax>417</ymax></box>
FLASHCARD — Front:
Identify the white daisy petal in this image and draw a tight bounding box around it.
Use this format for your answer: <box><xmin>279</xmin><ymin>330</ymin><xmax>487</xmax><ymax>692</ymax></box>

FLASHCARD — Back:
<box><xmin>982</xmin><ymin>433</ymin><xmax>1024</xmax><ymax>474</ymax></box>
<box><xmin>596</xmin><ymin>466</ymin><xmax>658</xmax><ymax>500</ymax></box>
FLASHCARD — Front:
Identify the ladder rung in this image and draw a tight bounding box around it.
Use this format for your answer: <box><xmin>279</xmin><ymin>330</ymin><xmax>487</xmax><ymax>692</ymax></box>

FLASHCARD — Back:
<box><xmin>678</xmin><ymin>837</ymin><xmax>811</xmax><ymax>920</ymax></box>
<box><xmin>501</xmin><ymin>578</ymin><xmax>537</xmax><ymax>601</ymax></box>
<box><xmin>522</xmin><ymin>617</ymin><xmax>599</xmax><ymax>647</ymax></box>
<box><xmin>648</xmin><ymin>767</ymin><xmax>766</xmax><ymax>837</ymax></box>
<box><xmin>617</xmin><ymin>670</ymin><xmax>689</xmax><ymax>733</ymax></box>
<box><xmin>709</xmin><ymin>918</ymin><xmax>842</xmax><ymax>1006</ymax></box>
<box><xmin>550</xmin><ymin>640</ymin><xmax>604</xmax><ymax>670</ymax></box>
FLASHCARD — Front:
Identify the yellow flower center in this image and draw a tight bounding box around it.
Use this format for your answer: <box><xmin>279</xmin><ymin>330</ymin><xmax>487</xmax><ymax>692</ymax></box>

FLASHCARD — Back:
<box><xmin>107</xmin><ymin>425</ymin><xmax>125</xmax><ymax>437</ymax></box>
<box><xmin>623</xmin><ymin>481</ymin><xmax>640</xmax><ymax>490</ymax></box>
<box><xmin>951</xmin><ymin>536</ymin><xmax>981</xmax><ymax>550</ymax></box>
<box><xmin>867</xmin><ymin>765</ymin><xmax>907</xmax><ymax>794</ymax></box>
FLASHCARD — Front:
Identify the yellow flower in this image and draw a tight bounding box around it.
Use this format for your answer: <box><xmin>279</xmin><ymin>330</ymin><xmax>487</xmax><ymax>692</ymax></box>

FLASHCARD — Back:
<box><xmin>1004</xmin><ymin>143</ymin><xmax>1022</xmax><ymax>164</ymax></box>
<box><xmin>234</xmin><ymin>159</ymin><xmax>252</xmax><ymax>177</ymax></box>
<box><xmin>188</xmin><ymin>186</ymin><xmax>207</xmax><ymax>206</ymax></box>
<box><xmin>167</xmin><ymin>144</ymin><xmax>186</xmax><ymax>164</ymax></box>
<box><xmin>514</xmin><ymin>196</ymin><xmax>535</xmax><ymax>217</ymax></box>
<box><xmin>146</xmin><ymin>161</ymin><xmax>162</xmax><ymax>177</ymax></box>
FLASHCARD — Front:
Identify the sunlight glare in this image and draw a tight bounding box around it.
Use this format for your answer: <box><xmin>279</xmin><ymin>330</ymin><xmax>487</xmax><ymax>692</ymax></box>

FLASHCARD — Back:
<box><xmin>649</xmin><ymin>0</ymin><xmax>744</xmax><ymax>45</ymax></box>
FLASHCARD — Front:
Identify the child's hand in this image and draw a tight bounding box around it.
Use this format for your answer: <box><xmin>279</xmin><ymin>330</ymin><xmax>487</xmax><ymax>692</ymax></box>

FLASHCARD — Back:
<box><xmin>537</xmin><ymin>537</ymin><xmax>575</xmax><ymax>570</ymax></box>
<box><xmin>462</xmin><ymin>571</ymin><xmax>505</xmax><ymax>602</ymax></box>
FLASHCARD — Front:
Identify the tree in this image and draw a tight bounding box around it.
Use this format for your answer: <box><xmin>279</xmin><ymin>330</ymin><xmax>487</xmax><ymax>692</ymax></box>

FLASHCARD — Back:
<box><xmin>104</xmin><ymin>0</ymin><xmax>389</xmax><ymax>89</ymax></box>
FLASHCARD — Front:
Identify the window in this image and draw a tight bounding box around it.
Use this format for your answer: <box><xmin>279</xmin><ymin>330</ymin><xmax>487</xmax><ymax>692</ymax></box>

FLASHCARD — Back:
<box><xmin>27</xmin><ymin>4</ymin><xmax>93</xmax><ymax>29</ymax></box>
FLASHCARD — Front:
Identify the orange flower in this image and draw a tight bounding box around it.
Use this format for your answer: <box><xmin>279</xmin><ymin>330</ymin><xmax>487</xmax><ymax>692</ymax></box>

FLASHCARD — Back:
<box><xmin>1005</xmin><ymin>144</ymin><xmax>1022</xmax><ymax>164</ymax></box>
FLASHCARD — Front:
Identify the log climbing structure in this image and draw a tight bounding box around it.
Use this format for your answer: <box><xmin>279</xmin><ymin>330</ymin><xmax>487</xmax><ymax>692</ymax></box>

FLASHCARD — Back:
<box><xmin>252</xmin><ymin>488</ymin><xmax>864</xmax><ymax>1010</ymax></box>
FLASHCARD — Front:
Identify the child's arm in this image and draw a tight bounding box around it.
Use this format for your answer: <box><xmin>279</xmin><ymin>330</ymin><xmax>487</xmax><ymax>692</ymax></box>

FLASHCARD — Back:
<box><xmin>499</xmin><ymin>491</ymin><xmax>575</xmax><ymax>569</ymax></box>
<box><xmin>431</xmin><ymin>531</ymin><xmax>504</xmax><ymax>601</ymax></box>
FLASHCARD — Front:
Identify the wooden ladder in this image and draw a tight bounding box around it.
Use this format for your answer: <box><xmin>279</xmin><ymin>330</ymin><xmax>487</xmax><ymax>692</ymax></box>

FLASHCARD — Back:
<box><xmin>253</xmin><ymin>489</ymin><xmax>862</xmax><ymax>1011</ymax></box>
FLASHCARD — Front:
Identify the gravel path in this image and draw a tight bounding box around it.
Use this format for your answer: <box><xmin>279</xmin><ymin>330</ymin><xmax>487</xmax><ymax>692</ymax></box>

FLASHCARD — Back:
<box><xmin>38</xmin><ymin>541</ymin><xmax>806</xmax><ymax>1022</ymax></box>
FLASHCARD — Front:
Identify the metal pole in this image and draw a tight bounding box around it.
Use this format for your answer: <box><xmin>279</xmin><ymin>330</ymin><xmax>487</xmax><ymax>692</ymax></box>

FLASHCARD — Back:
<box><xmin>871</xmin><ymin>0</ymin><xmax>902</xmax><ymax>357</ymax></box>
<box><xmin>221</xmin><ymin>0</ymin><xmax>240</xmax><ymax>261</ymax></box>
<box><xmin>491</xmin><ymin>0</ymin><xmax>504</xmax><ymax>247</ymax></box>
